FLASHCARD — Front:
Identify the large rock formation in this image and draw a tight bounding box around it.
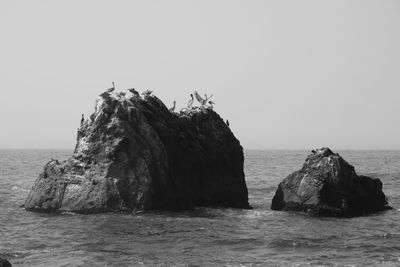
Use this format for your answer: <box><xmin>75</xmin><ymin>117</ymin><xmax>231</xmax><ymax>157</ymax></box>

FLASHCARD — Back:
<box><xmin>271</xmin><ymin>148</ymin><xmax>391</xmax><ymax>217</ymax></box>
<box><xmin>24</xmin><ymin>89</ymin><xmax>250</xmax><ymax>213</ymax></box>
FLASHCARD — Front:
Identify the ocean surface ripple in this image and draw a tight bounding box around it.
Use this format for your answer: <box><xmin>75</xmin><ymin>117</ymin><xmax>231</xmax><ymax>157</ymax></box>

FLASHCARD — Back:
<box><xmin>1</xmin><ymin>150</ymin><xmax>400</xmax><ymax>266</ymax></box>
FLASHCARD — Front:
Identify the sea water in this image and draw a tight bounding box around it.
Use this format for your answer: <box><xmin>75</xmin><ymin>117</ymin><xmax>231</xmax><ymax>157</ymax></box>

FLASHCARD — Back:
<box><xmin>1</xmin><ymin>150</ymin><xmax>400</xmax><ymax>266</ymax></box>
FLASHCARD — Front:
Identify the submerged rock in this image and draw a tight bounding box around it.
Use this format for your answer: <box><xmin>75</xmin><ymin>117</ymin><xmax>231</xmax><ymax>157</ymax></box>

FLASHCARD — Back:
<box><xmin>25</xmin><ymin>89</ymin><xmax>250</xmax><ymax>213</ymax></box>
<box><xmin>271</xmin><ymin>148</ymin><xmax>391</xmax><ymax>217</ymax></box>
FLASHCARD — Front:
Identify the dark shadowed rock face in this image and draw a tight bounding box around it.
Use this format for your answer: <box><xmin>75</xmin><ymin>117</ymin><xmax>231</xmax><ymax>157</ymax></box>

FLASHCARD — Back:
<box><xmin>271</xmin><ymin>148</ymin><xmax>391</xmax><ymax>217</ymax></box>
<box><xmin>24</xmin><ymin>90</ymin><xmax>250</xmax><ymax>213</ymax></box>
<box><xmin>0</xmin><ymin>258</ymin><xmax>11</xmax><ymax>267</ymax></box>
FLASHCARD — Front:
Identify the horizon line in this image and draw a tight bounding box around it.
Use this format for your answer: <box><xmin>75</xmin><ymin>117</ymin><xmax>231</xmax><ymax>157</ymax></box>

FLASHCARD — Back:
<box><xmin>1</xmin><ymin>148</ymin><xmax>400</xmax><ymax>151</ymax></box>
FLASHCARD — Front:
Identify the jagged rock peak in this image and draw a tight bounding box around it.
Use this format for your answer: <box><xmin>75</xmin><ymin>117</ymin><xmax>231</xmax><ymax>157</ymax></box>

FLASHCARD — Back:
<box><xmin>310</xmin><ymin>147</ymin><xmax>334</xmax><ymax>157</ymax></box>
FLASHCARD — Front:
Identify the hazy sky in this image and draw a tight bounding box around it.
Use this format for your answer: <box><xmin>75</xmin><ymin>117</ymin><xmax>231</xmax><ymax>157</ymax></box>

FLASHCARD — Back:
<box><xmin>0</xmin><ymin>0</ymin><xmax>399</xmax><ymax>149</ymax></box>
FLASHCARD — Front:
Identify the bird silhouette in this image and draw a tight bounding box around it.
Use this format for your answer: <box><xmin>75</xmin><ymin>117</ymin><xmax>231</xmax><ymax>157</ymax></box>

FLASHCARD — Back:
<box><xmin>106</xmin><ymin>82</ymin><xmax>116</xmax><ymax>93</ymax></box>
<box><xmin>194</xmin><ymin>91</ymin><xmax>213</xmax><ymax>106</ymax></box>
<box><xmin>187</xmin><ymin>94</ymin><xmax>194</xmax><ymax>109</ymax></box>
<box><xmin>128</xmin><ymin>88</ymin><xmax>140</xmax><ymax>97</ymax></box>
<box><xmin>194</xmin><ymin>91</ymin><xmax>205</xmax><ymax>105</ymax></box>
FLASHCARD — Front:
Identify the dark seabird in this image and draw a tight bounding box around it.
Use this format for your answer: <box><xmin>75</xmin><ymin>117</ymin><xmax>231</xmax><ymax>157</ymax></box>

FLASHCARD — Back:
<box><xmin>128</xmin><ymin>88</ymin><xmax>140</xmax><ymax>97</ymax></box>
<box><xmin>226</xmin><ymin>120</ymin><xmax>230</xmax><ymax>127</ymax></box>
<box><xmin>81</xmin><ymin>114</ymin><xmax>84</xmax><ymax>124</ymax></box>
<box><xmin>187</xmin><ymin>94</ymin><xmax>194</xmax><ymax>108</ymax></box>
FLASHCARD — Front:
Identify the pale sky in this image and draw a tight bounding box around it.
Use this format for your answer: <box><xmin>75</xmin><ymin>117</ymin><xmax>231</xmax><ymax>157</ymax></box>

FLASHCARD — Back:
<box><xmin>0</xmin><ymin>0</ymin><xmax>399</xmax><ymax>150</ymax></box>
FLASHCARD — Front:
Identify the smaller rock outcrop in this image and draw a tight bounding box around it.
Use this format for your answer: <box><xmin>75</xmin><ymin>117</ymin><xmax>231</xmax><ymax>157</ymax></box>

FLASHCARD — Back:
<box><xmin>271</xmin><ymin>148</ymin><xmax>391</xmax><ymax>217</ymax></box>
<box><xmin>0</xmin><ymin>258</ymin><xmax>11</xmax><ymax>267</ymax></box>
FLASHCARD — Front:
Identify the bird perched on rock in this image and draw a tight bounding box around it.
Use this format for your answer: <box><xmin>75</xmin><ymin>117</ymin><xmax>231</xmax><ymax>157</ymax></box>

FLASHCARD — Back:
<box><xmin>81</xmin><ymin>114</ymin><xmax>84</xmax><ymax>124</ymax></box>
<box><xmin>194</xmin><ymin>91</ymin><xmax>213</xmax><ymax>107</ymax></box>
<box><xmin>106</xmin><ymin>86</ymin><xmax>115</xmax><ymax>94</ymax></box>
<box><xmin>194</xmin><ymin>91</ymin><xmax>205</xmax><ymax>106</ymax></box>
<box><xmin>141</xmin><ymin>89</ymin><xmax>153</xmax><ymax>98</ymax></box>
<box><xmin>169</xmin><ymin>101</ymin><xmax>176</xmax><ymax>112</ymax></box>
<box><xmin>180</xmin><ymin>107</ymin><xmax>189</xmax><ymax>114</ymax></box>
<box><xmin>226</xmin><ymin>119</ymin><xmax>230</xmax><ymax>127</ymax></box>
<box><xmin>128</xmin><ymin>88</ymin><xmax>140</xmax><ymax>97</ymax></box>
<box><xmin>100</xmin><ymin>91</ymin><xmax>111</xmax><ymax>98</ymax></box>
<box><xmin>187</xmin><ymin>94</ymin><xmax>194</xmax><ymax>109</ymax></box>
<box><xmin>208</xmin><ymin>100</ymin><xmax>215</xmax><ymax>109</ymax></box>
